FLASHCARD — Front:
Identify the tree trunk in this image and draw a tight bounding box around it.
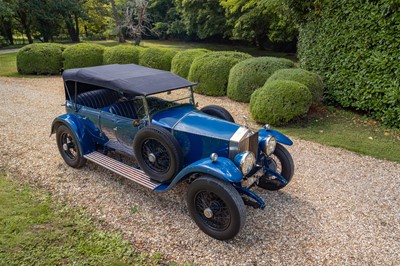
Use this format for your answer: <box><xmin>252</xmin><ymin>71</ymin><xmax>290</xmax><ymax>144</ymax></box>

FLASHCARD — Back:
<box><xmin>74</xmin><ymin>13</ymin><xmax>80</xmax><ymax>40</ymax></box>
<box><xmin>5</xmin><ymin>21</ymin><xmax>14</xmax><ymax>45</ymax></box>
<box><xmin>17</xmin><ymin>11</ymin><xmax>33</xmax><ymax>44</ymax></box>
<box><xmin>65</xmin><ymin>14</ymin><xmax>80</xmax><ymax>42</ymax></box>
<box><xmin>110</xmin><ymin>0</ymin><xmax>124</xmax><ymax>42</ymax></box>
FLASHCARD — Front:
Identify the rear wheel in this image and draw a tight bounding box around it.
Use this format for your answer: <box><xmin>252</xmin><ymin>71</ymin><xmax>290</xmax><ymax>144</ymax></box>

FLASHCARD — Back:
<box><xmin>258</xmin><ymin>143</ymin><xmax>294</xmax><ymax>191</ymax></box>
<box><xmin>201</xmin><ymin>105</ymin><xmax>235</xmax><ymax>123</ymax></box>
<box><xmin>133</xmin><ymin>125</ymin><xmax>183</xmax><ymax>183</ymax></box>
<box><xmin>187</xmin><ymin>175</ymin><xmax>246</xmax><ymax>240</ymax></box>
<box><xmin>56</xmin><ymin>125</ymin><xmax>86</xmax><ymax>168</ymax></box>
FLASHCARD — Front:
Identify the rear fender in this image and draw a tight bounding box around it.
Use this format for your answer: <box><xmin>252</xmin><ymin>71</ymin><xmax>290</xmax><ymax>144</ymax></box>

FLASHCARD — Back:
<box><xmin>258</xmin><ymin>129</ymin><xmax>293</xmax><ymax>146</ymax></box>
<box><xmin>156</xmin><ymin>157</ymin><xmax>243</xmax><ymax>192</ymax></box>
<box><xmin>51</xmin><ymin>114</ymin><xmax>96</xmax><ymax>155</ymax></box>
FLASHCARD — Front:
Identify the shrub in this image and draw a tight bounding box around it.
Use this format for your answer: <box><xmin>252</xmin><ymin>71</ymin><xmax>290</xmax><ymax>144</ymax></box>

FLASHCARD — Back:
<box><xmin>63</xmin><ymin>43</ymin><xmax>104</xmax><ymax>69</ymax></box>
<box><xmin>188</xmin><ymin>51</ymin><xmax>252</xmax><ymax>96</ymax></box>
<box><xmin>249</xmin><ymin>80</ymin><xmax>312</xmax><ymax>125</ymax></box>
<box><xmin>267</xmin><ymin>68</ymin><xmax>324</xmax><ymax>103</ymax></box>
<box><xmin>139</xmin><ymin>48</ymin><xmax>178</xmax><ymax>71</ymax></box>
<box><xmin>103</xmin><ymin>45</ymin><xmax>142</xmax><ymax>65</ymax></box>
<box><xmin>171</xmin><ymin>49</ymin><xmax>211</xmax><ymax>78</ymax></box>
<box><xmin>17</xmin><ymin>43</ymin><xmax>64</xmax><ymax>74</ymax></box>
<box><xmin>298</xmin><ymin>0</ymin><xmax>400</xmax><ymax>127</ymax></box>
<box><xmin>227</xmin><ymin>57</ymin><xmax>295</xmax><ymax>102</ymax></box>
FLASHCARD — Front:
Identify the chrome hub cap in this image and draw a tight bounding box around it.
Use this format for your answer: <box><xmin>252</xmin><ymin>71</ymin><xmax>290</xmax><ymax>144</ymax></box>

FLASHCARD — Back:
<box><xmin>203</xmin><ymin>207</ymin><xmax>213</xmax><ymax>219</ymax></box>
<box><xmin>63</xmin><ymin>143</ymin><xmax>69</xmax><ymax>151</ymax></box>
<box><xmin>148</xmin><ymin>153</ymin><xmax>156</xmax><ymax>163</ymax></box>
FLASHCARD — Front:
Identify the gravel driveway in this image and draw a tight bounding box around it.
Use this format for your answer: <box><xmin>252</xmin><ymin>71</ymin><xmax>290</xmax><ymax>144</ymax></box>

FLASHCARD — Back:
<box><xmin>0</xmin><ymin>76</ymin><xmax>399</xmax><ymax>265</ymax></box>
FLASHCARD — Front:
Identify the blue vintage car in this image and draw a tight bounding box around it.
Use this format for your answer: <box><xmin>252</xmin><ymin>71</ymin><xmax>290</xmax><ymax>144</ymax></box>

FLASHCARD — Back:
<box><xmin>52</xmin><ymin>64</ymin><xmax>294</xmax><ymax>240</ymax></box>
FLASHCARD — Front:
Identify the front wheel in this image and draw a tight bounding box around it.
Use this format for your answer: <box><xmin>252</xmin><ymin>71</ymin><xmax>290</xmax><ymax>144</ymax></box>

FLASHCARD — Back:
<box><xmin>258</xmin><ymin>143</ymin><xmax>294</xmax><ymax>191</ymax></box>
<box><xmin>187</xmin><ymin>175</ymin><xmax>246</xmax><ymax>240</ymax></box>
<box><xmin>56</xmin><ymin>125</ymin><xmax>86</xmax><ymax>168</ymax></box>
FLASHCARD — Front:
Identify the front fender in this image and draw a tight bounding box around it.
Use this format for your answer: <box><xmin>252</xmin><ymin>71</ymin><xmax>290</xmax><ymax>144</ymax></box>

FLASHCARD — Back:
<box><xmin>258</xmin><ymin>128</ymin><xmax>293</xmax><ymax>146</ymax></box>
<box><xmin>155</xmin><ymin>157</ymin><xmax>243</xmax><ymax>192</ymax></box>
<box><xmin>51</xmin><ymin>114</ymin><xmax>96</xmax><ymax>155</ymax></box>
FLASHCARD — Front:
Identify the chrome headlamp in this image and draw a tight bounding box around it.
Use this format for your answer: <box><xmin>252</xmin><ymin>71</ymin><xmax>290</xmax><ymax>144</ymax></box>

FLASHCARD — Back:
<box><xmin>265</xmin><ymin>136</ymin><xmax>277</xmax><ymax>155</ymax></box>
<box><xmin>262</xmin><ymin>136</ymin><xmax>276</xmax><ymax>156</ymax></box>
<box><xmin>234</xmin><ymin>151</ymin><xmax>256</xmax><ymax>176</ymax></box>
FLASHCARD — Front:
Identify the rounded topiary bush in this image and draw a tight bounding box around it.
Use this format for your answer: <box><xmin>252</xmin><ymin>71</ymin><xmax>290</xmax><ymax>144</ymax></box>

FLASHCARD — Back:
<box><xmin>63</xmin><ymin>43</ymin><xmax>104</xmax><ymax>69</ymax></box>
<box><xmin>171</xmin><ymin>48</ymin><xmax>211</xmax><ymax>78</ymax></box>
<box><xmin>249</xmin><ymin>80</ymin><xmax>312</xmax><ymax>125</ymax></box>
<box><xmin>188</xmin><ymin>51</ymin><xmax>252</xmax><ymax>96</ymax></box>
<box><xmin>139</xmin><ymin>48</ymin><xmax>178</xmax><ymax>71</ymax></box>
<box><xmin>227</xmin><ymin>57</ymin><xmax>295</xmax><ymax>102</ymax></box>
<box><xmin>103</xmin><ymin>45</ymin><xmax>142</xmax><ymax>65</ymax></box>
<box><xmin>267</xmin><ymin>68</ymin><xmax>324</xmax><ymax>103</ymax></box>
<box><xmin>17</xmin><ymin>43</ymin><xmax>65</xmax><ymax>74</ymax></box>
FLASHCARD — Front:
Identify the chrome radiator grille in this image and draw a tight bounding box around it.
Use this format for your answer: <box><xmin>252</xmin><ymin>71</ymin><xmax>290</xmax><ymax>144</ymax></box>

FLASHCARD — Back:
<box><xmin>229</xmin><ymin>126</ymin><xmax>259</xmax><ymax>159</ymax></box>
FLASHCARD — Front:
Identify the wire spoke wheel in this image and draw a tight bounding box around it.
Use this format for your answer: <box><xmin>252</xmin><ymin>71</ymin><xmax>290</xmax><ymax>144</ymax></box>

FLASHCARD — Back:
<box><xmin>195</xmin><ymin>191</ymin><xmax>231</xmax><ymax>231</ymax></box>
<box><xmin>141</xmin><ymin>139</ymin><xmax>171</xmax><ymax>174</ymax></box>
<box><xmin>56</xmin><ymin>125</ymin><xmax>86</xmax><ymax>168</ymax></box>
<box><xmin>61</xmin><ymin>132</ymin><xmax>78</xmax><ymax>160</ymax></box>
<box><xmin>187</xmin><ymin>175</ymin><xmax>246</xmax><ymax>240</ymax></box>
<box><xmin>133</xmin><ymin>125</ymin><xmax>183</xmax><ymax>183</ymax></box>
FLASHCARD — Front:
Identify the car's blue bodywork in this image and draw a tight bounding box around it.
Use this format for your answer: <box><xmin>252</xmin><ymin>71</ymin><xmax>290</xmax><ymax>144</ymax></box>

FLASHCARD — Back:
<box><xmin>52</xmin><ymin>64</ymin><xmax>294</xmax><ymax>210</ymax></box>
<box><xmin>52</xmin><ymin>97</ymin><xmax>293</xmax><ymax>207</ymax></box>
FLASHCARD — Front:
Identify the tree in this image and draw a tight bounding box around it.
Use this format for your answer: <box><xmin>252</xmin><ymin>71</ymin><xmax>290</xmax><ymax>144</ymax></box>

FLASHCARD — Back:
<box><xmin>31</xmin><ymin>0</ymin><xmax>63</xmax><ymax>42</ymax></box>
<box><xmin>121</xmin><ymin>0</ymin><xmax>150</xmax><ymax>45</ymax></box>
<box><xmin>53</xmin><ymin>0</ymin><xmax>86</xmax><ymax>42</ymax></box>
<box><xmin>0</xmin><ymin>0</ymin><xmax>15</xmax><ymax>44</ymax></box>
<box><xmin>148</xmin><ymin>0</ymin><xmax>179</xmax><ymax>39</ymax></box>
<box><xmin>14</xmin><ymin>0</ymin><xmax>34</xmax><ymax>43</ymax></box>
<box><xmin>110</xmin><ymin>0</ymin><xmax>125</xmax><ymax>42</ymax></box>
<box><xmin>175</xmin><ymin>0</ymin><xmax>230</xmax><ymax>40</ymax></box>
<box><xmin>221</xmin><ymin>0</ymin><xmax>297</xmax><ymax>49</ymax></box>
<box><xmin>82</xmin><ymin>0</ymin><xmax>112</xmax><ymax>38</ymax></box>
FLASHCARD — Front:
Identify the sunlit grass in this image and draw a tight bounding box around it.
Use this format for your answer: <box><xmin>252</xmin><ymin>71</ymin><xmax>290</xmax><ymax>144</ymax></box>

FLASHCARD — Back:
<box><xmin>0</xmin><ymin>173</ymin><xmax>167</xmax><ymax>265</ymax></box>
<box><xmin>276</xmin><ymin>107</ymin><xmax>400</xmax><ymax>162</ymax></box>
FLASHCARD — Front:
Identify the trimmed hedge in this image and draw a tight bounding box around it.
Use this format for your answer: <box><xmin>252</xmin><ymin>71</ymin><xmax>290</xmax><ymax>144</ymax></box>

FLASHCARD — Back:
<box><xmin>17</xmin><ymin>43</ymin><xmax>64</xmax><ymax>74</ymax></box>
<box><xmin>139</xmin><ymin>48</ymin><xmax>178</xmax><ymax>71</ymax></box>
<box><xmin>298</xmin><ymin>0</ymin><xmax>400</xmax><ymax>127</ymax></box>
<box><xmin>103</xmin><ymin>45</ymin><xmax>142</xmax><ymax>65</ymax></box>
<box><xmin>188</xmin><ymin>51</ymin><xmax>252</xmax><ymax>96</ymax></box>
<box><xmin>227</xmin><ymin>57</ymin><xmax>295</xmax><ymax>102</ymax></box>
<box><xmin>250</xmin><ymin>80</ymin><xmax>312</xmax><ymax>125</ymax></box>
<box><xmin>63</xmin><ymin>43</ymin><xmax>104</xmax><ymax>69</ymax></box>
<box><xmin>267</xmin><ymin>68</ymin><xmax>324</xmax><ymax>103</ymax></box>
<box><xmin>171</xmin><ymin>49</ymin><xmax>211</xmax><ymax>78</ymax></box>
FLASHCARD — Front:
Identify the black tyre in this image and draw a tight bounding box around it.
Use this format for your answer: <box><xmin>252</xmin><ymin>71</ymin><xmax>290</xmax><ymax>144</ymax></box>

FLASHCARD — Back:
<box><xmin>187</xmin><ymin>175</ymin><xmax>246</xmax><ymax>240</ymax></box>
<box><xmin>201</xmin><ymin>105</ymin><xmax>235</xmax><ymax>123</ymax></box>
<box><xmin>133</xmin><ymin>125</ymin><xmax>183</xmax><ymax>183</ymax></box>
<box><xmin>258</xmin><ymin>143</ymin><xmax>294</xmax><ymax>191</ymax></box>
<box><xmin>56</xmin><ymin>125</ymin><xmax>86</xmax><ymax>168</ymax></box>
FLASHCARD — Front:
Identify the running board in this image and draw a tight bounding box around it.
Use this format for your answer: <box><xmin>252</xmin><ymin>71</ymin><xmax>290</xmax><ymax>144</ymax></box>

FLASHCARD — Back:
<box><xmin>84</xmin><ymin>151</ymin><xmax>161</xmax><ymax>190</ymax></box>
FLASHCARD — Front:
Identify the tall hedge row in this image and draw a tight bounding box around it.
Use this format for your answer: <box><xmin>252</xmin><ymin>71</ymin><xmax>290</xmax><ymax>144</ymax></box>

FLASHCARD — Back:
<box><xmin>298</xmin><ymin>0</ymin><xmax>400</xmax><ymax>127</ymax></box>
<box><xmin>63</xmin><ymin>43</ymin><xmax>105</xmax><ymax>69</ymax></box>
<box><xmin>17</xmin><ymin>43</ymin><xmax>65</xmax><ymax>74</ymax></box>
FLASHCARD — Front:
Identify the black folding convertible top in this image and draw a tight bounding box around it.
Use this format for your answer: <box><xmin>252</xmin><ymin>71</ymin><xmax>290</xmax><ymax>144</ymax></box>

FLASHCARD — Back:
<box><xmin>63</xmin><ymin>64</ymin><xmax>196</xmax><ymax>96</ymax></box>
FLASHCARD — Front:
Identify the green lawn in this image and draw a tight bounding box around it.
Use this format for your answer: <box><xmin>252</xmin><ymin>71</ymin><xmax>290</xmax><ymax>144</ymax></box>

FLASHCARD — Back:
<box><xmin>0</xmin><ymin>52</ymin><xmax>18</xmax><ymax>77</ymax></box>
<box><xmin>276</xmin><ymin>107</ymin><xmax>400</xmax><ymax>162</ymax></box>
<box><xmin>0</xmin><ymin>173</ymin><xmax>166</xmax><ymax>265</ymax></box>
